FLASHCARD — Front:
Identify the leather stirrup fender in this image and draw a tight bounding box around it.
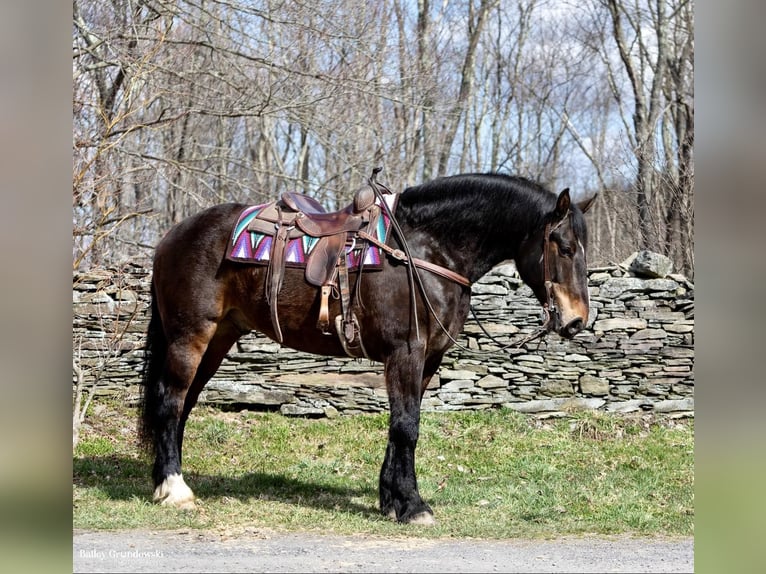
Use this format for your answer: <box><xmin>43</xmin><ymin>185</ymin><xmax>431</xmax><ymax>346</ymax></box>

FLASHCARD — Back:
<box><xmin>266</xmin><ymin>214</ymin><xmax>291</xmax><ymax>343</ymax></box>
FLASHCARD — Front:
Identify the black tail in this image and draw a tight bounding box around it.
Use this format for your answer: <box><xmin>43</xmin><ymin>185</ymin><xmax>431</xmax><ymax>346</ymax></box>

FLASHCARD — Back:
<box><xmin>138</xmin><ymin>280</ymin><xmax>166</xmax><ymax>453</ymax></box>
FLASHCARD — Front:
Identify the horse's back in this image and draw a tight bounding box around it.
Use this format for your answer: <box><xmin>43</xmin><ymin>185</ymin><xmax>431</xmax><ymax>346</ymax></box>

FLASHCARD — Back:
<box><xmin>152</xmin><ymin>203</ymin><xmax>252</xmax><ymax>328</ymax></box>
<box><xmin>155</xmin><ymin>203</ymin><xmax>246</xmax><ymax>258</ymax></box>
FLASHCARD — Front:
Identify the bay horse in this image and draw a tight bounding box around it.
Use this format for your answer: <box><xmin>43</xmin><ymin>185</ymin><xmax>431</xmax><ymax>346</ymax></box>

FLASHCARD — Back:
<box><xmin>139</xmin><ymin>172</ymin><xmax>596</xmax><ymax>524</ymax></box>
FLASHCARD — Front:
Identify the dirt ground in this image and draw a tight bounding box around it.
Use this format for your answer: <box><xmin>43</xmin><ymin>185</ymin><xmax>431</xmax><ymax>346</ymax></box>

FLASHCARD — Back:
<box><xmin>73</xmin><ymin>528</ymin><xmax>693</xmax><ymax>573</ymax></box>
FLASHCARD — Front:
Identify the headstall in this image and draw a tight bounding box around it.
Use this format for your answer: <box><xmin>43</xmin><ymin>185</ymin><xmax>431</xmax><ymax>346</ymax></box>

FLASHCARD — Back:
<box><xmin>540</xmin><ymin>213</ymin><xmax>570</xmax><ymax>332</ymax></box>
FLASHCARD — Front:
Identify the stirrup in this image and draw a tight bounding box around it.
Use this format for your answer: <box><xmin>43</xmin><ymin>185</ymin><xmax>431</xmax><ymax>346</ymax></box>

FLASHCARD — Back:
<box><xmin>335</xmin><ymin>315</ymin><xmax>368</xmax><ymax>359</ymax></box>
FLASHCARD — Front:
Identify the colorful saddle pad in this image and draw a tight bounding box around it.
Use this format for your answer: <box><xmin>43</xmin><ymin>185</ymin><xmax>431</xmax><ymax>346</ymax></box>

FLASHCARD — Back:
<box><xmin>226</xmin><ymin>195</ymin><xmax>396</xmax><ymax>270</ymax></box>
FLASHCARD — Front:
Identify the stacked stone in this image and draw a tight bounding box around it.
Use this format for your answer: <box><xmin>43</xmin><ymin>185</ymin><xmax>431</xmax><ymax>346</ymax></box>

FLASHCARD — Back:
<box><xmin>72</xmin><ymin>263</ymin><xmax>151</xmax><ymax>401</ymax></box>
<box><xmin>72</xmin><ymin>251</ymin><xmax>694</xmax><ymax>417</ymax></box>
<box><xmin>424</xmin><ymin>251</ymin><xmax>694</xmax><ymax>416</ymax></box>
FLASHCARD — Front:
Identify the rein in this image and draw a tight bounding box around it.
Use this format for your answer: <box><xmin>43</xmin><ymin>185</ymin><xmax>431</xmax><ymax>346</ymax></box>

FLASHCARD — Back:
<box><xmin>365</xmin><ymin>169</ymin><xmax>564</xmax><ymax>355</ymax></box>
<box><xmin>464</xmin><ymin>218</ymin><xmax>568</xmax><ymax>354</ymax></box>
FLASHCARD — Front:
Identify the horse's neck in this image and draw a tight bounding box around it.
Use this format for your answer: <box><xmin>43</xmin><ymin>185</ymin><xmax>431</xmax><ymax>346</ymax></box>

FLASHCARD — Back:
<box><xmin>397</xmin><ymin>193</ymin><xmax>536</xmax><ymax>282</ymax></box>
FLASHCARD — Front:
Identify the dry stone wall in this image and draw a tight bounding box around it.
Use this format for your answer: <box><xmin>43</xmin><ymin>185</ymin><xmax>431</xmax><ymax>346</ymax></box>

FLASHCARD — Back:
<box><xmin>72</xmin><ymin>252</ymin><xmax>694</xmax><ymax>418</ymax></box>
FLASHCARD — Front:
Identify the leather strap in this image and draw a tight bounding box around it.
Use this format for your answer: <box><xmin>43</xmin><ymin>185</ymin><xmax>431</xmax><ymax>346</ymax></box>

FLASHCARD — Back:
<box><xmin>357</xmin><ymin>230</ymin><xmax>471</xmax><ymax>287</ymax></box>
<box><xmin>542</xmin><ymin>220</ymin><xmax>553</xmax><ymax>325</ymax></box>
<box><xmin>265</xmin><ymin>210</ymin><xmax>292</xmax><ymax>343</ymax></box>
<box><xmin>318</xmin><ymin>285</ymin><xmax>332</xmax><ymax>334</ymax></box>
<box><xmin>408</xmin><ymin>257</ymin><xmax>471</xmax><ymax>288</ymax></box>
<box><xmin>337</xmin><ymin>250</ymin><xmax>354</xmax><ymax>341</ymax></box>
<box><xmin>336</xmin><ymin>249</ymin><xmax>368</xmax><ymax>358</ymax></box>
<box><xmin>540</xmin><ymin>214</ymin><xmax>570</xmax><ymax>329</ymax></box>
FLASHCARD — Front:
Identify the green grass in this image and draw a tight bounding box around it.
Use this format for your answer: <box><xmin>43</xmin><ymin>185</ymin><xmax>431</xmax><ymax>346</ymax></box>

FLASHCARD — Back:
<box><xmin>73</xmin><ymin>400</ymin><xmax>693</xmax><ymax>538</ymax></box>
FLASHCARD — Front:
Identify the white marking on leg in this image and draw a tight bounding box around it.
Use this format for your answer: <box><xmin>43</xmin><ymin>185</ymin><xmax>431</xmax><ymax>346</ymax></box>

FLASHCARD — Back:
<box><xmin>408</xmin><ymin>511</ymin><xmax>436</xmax><ymax>525</ymax></box>
<box><xmin>153</xmin><ymin>473</ymin><xmax>196</xmax><ymax>509</ymax></box>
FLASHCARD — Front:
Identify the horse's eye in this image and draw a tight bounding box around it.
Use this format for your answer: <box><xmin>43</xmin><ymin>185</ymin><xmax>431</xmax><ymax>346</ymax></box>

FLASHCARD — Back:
<box><xmin>557</xmin><ymin>241</ymin><xmax>575</xmax><ymax>257</ymax></box>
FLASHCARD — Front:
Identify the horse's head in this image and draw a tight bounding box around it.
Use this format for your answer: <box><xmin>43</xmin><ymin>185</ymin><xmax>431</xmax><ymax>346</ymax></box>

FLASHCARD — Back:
<box><xmin>516</xmin><ymin>188</ymin><xmax>597</xmax><ymax>339</ymax></box>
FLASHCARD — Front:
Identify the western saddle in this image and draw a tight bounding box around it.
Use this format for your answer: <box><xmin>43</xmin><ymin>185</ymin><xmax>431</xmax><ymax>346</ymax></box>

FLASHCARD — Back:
<box><xmin>239</xmin><ymin>170</ymin><xmax>472</xmax><ymax>358</ymax></box>
<box><xmin>244</xmin><ymin>183</ymin><xmax>384</xmax><ymax>357</ymax></box>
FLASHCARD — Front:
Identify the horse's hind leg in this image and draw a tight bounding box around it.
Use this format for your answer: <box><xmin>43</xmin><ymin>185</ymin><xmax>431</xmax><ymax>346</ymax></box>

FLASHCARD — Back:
<box><xmin>176</xmin><ymin>321</ymin><xmax>243</xmax><ymax>465</ymax></box>
<box><xmin>151</xmin><ymin>321</ymin><xmax>218</xmax><ymax>509</ymax></box>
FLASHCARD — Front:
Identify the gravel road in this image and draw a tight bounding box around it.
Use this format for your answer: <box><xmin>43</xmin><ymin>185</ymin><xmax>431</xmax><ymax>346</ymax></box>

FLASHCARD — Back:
<box><xmin>73</xmin><ymin>529</ymin><xmax>693</xmax><ymax>573</ymax></box>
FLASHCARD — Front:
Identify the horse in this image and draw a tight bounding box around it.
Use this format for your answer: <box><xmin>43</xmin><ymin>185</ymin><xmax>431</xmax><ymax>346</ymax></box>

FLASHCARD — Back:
<box><xmin>139</xmin><ymin>171</ymin><xmax>596</xmax><ymax>524</ymax></box>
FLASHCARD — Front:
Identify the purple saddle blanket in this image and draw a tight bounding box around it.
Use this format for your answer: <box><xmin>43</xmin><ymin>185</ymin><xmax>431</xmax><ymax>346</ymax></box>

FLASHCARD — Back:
<box><xmin>225</xmin><ymin>194</ymin><xmax>396</xmax><ymax>270</ymax></box>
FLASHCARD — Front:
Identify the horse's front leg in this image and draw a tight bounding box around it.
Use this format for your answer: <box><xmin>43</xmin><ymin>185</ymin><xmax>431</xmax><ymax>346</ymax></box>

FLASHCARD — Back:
<box><xmin>379</xmin><ymin>344</ymin><xmax>434</xmax><ymax>525</ymax></box>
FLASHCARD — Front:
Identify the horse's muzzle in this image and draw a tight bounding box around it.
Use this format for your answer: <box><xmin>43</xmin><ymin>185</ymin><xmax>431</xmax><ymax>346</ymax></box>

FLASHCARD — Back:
<box><xmin>559</xmin><ymin>317</ymin><xmax>584</xmax><ymax>339</ymax></box>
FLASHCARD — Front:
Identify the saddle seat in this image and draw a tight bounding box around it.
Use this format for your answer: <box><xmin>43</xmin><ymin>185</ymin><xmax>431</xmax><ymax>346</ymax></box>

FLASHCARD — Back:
<box><xmin>279</xmin><ymin>191</ymin><xmax>326</xmax><ymax>214</ymax></box>
<box><xmin>281</xmin><ymin>186</ymin><xmax>376</xmax><ymax>237</ymax></box>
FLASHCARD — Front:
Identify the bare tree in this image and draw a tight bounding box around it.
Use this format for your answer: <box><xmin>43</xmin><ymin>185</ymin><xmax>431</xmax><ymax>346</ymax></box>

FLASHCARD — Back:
<box><xmin>435</xmin><ymin>0</ymin><xmax>497</xmax><ymax>176</ymax></box>
<box><xmin>659</xmin><ymin>0</ymin><xmax>694</xmax><ymax>275</ymax></box>
<box><xmin>576</xmin><ymin>0</ymin><xmax>693</xmax><ymax>276</ymax></box>
<box><xmin>72</xmin><ymin>0</ymin><xmax>694</xmax><ymax>276</ymax></box>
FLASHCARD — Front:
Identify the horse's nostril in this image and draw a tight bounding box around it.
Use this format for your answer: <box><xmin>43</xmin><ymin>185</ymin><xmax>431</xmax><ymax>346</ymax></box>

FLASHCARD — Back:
<box><xmin>563</xmin><ymin>318</ymin><xmax>584</xmax><ymax>338</ymax></box>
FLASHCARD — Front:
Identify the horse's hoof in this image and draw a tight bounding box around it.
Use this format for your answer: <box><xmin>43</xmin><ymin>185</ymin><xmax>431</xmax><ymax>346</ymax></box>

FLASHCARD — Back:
<box><xmin>153</xmin><ymin>473</ymin><xmax>196</xmax><ymax>509</ymax></box>
<box><xmin>163</xmin><ymin>497</ymin><xmax>196</xmax><ymax>510</ymax></box>
<box><xmin>407</xmin><ymin>511</ymin><xmax>436</xmax><ymax>525</ymax></box>
<box><xmin>385</xmin><ymin>507</ymin><xmax>435</xmax><ymax>524</ymax></box>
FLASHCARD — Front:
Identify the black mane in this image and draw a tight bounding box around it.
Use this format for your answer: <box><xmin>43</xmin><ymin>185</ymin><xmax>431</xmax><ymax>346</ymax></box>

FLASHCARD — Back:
<box><xmin>396</xmin><ymin>173</ymin><xmax>559</xmax><ymax>244</ymax></box>
<box><xmin>393</xmin><ymin>172</ymin><xmax>589</xmax><ymax>281</ymax></box>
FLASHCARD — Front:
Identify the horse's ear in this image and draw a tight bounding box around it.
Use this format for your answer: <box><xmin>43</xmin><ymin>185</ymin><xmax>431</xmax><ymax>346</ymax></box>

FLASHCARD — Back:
<box><xmin>576</xmin><ymin>192</ymin><xmax>597</xmax><ymax>214</ymax></box>
<box><xmin>554</xmin><ymin>188</ymin><xmax>571</xmax><ymax>219</ymax></box>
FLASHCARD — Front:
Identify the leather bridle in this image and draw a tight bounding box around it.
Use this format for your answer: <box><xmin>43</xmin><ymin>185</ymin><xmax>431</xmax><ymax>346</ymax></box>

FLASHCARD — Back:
<box><xmin>540</xmin><ymin>213</ymin><xmax>571</xmax><ymax>333</ymax></box>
